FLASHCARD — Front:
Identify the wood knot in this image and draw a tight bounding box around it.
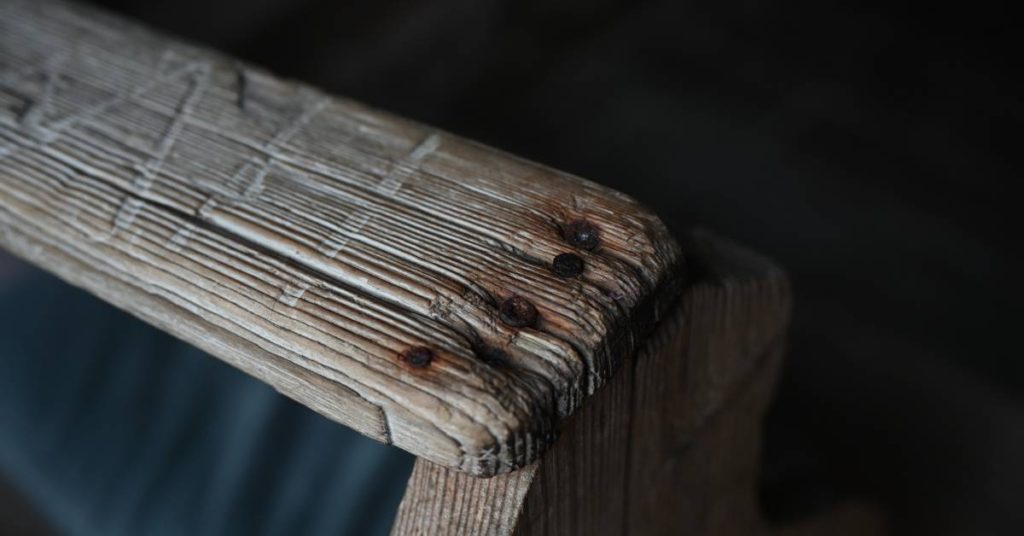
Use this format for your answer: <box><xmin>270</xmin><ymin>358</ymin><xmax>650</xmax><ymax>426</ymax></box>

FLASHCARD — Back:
<box><xmin>551</xmin><ymin>252</ymin><xmax>585</xmax><ymax>278</ymax></box>
<box><xmin>499</xmin><ymin>296</ymin><xmax>538</xmax><ymax>328</ymax></box>
<box><xmin>563</xmin><ymin>220</ymin><xmax>600</xmax><ymax>251</ymax></box>
<box><xmin>399</xmin><ymin>346</ymin><xmax>434</xmax><ymax>368</ymax></box>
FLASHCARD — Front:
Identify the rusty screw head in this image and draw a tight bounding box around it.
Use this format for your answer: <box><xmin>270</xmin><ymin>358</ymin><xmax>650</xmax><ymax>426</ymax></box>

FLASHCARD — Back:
<box><xmin>564</xmin><ymin>220</ymin><xmax>600</xmax><ymax>251</ymax></box>
<box><xmin>551</xmin><ymin>252</ymin><xmax>585</xmax><ymax>278</ymax></box>
<box><xmin>400</xmin><ymin>346</ymin><xmax>434</xmax><ymax>368</ymax></box>
<box><xmin>499</xmin><ymin>296</ymin><xmax>538</xmax><ymax>328</ymax></box>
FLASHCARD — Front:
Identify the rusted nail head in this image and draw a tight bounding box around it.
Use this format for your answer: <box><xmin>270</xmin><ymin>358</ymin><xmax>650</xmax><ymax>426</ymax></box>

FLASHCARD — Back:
<box><xmin>476</xmin><ymin>345</ymin><xmax>510</xmax><ymax>368</ymax></box>
<box><xmin>551</xmin><ymin>252</ymin><xmax>585</xmax><ymax>278</ymax></box>
<box><xmin>564</xmin><ymin>220</ymin><xmax>600</xmax><ymax>250</ymax></box>
<box><xmin>400</xmin><ymin>346</ymin><xmax>434</xmax><ymax>368</ymax></box>
<box><xmin>499</xmin><ymin>296</ymin><xmax>538</xmax><ymax>328</ymax></box>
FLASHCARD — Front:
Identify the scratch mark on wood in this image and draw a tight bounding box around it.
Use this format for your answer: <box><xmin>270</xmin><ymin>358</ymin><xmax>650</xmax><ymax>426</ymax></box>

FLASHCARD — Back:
<box><xmin>239</xmin><ymin>164</ymin><xmax>269</xmax><ymax>199</ymax></box>
<box><xmin>45</xmin><ymin>58</ymin><xmax>207</xmax><ymax>141</ymax></box>
<box><xmin>127</xmin><ymin>227</ymin><xmax>143</xmax><ymax>246</ymax></box>
<box><xmin>167</xmin><ymin>196</ymin><xmax>215</xmax><ymax>251</ymax></box>
<box><xmin>197</xmin><ymin>196</ymin><xmax>218</xmax><ymax>219</ymax></box>
<box><xmin>375</xmin><ymin>176</ymin><xmax>404</xmax><ymax>197</ymax></box>
<box><xmin>408</xmin><ymin>132</ymin><xmax>442</xmax><ymax>161</ymax></box>
<box><xmin>278</xmin><ymin>281</ymin><xmax>310</xmax><ymax>307</ymax></box>
<box><xmin>132</xmin><ymin>63</ymin><xmax>210</xmax><ymax>192</ymax></box>
<box><xmin>271</xmin><ymin>92</ymin><xmax>328</xmax><ymax>146</ymax></box>
<box><xmin>311</xmin><ymin>132</ymin><xmax>442</xmax><ymax>259</ymax></box>
<box><xmin>18</xmin><ymin>54</ymin><xmax>66</xmax><ymax>138</ymax></box>
<box><xmin>316</xmin><ymin>212</ymin><xmax>370</xmax><ymax>259</ymax></box>
<box><xmin>167</xmin><ymin>223</ymin><xmax>194</xmax><ymax>253</ymax></box>
<box><xmin>226</xmin><ymin>93</ymin><xmax>328</xmax><ymax>202</ymax></box>
<box><xmin>91</xmin><ymin>196</ymin><xmax>142</xmax><ymax>242</ymax></box>
<box><xmin>88</xmin><ymin>59</ymin><xmax>210</xmax><ymax>243</ymax></box>
<box><xmin>0</xmin><ymin>50</ymin><xmax>208</xmax><ymax>156</ymax></box>
<box><xmin>376</xmin><ymin>133</ymin><xmax>441</xmax><ymax>196</ymax></box>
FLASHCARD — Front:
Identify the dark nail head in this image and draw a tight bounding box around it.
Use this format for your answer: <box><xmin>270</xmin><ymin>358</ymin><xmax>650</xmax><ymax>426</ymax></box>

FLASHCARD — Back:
<box><xmin>476</xmin><ymin>345</ymin><xmax>510</xmax><ymax>368</ymax></box>
<box><xmin>564</xmin><ymin>220</ymin><xmax>600</xmax><ymax>250</ymax></box>
<box><xmin>499</xmin><ymin>296</ymin><xmax>538</xmax><ymax>328</ymax></box>
<box><xmin>400</xmin><ymin>346</ymin><xmax>434</xmax><ymax>368</ymax></box>
<box><xmin>551</xmin><ymin>252</ymin><xmax>585</xmax><ymax>278</ymax></box>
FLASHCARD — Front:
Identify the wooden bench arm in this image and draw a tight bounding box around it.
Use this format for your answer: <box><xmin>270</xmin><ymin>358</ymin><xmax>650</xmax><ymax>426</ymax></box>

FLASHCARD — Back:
<box><xmin>2</xmin><ymin>2</ymin><xmax>796</xmax><ymax>534</ymax></box>
<box><xmin>0</xmin><ymin>0</ymin><xmax>684</xmax><ymax>477</ymax></box>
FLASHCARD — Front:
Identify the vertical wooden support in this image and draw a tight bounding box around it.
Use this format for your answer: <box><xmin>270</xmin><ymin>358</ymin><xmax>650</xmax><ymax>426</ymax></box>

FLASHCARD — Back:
<box><xmin>392</xmin><ymin>230</ymin><xmax>791</xmax><ymax>535</ymax></box>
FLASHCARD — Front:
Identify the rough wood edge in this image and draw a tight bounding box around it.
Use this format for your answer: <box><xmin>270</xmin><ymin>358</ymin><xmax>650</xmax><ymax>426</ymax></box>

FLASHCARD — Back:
<box><xmin>391</xmin><ymin>230</ymin><xmax>792</xmax><ymax>535</ymax></box>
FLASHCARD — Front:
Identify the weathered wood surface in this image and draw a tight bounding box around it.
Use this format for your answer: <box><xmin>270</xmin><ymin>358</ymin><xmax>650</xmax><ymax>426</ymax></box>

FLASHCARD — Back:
<box><xmin>392</xmin><ymin>231</ymin><xmax>791</xmax><ymax>535</ymax></box>
<box><xmin>0</xmin><ymin>0</ymin><xmax>684</xmax><ymax>475</ymax></box>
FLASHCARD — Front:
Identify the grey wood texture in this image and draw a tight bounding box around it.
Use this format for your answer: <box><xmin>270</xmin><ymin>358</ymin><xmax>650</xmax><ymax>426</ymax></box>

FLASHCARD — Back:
<box><xmin>0</xmin><ymin>0</ymin><xmax>683</xmax><ymax>475</ymax></box>
<box><xmin>391</xmin><ymin>230</ymin><xmax>791</xmax><ymax>535</ymax></box>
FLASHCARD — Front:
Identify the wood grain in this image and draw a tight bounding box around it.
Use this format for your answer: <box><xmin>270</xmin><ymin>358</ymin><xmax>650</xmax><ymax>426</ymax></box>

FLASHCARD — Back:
<box><xmin>391</xmin><ymin>461</ymin><xmax>536</xmax><ymax>535</ymax></box>
<box><xmin>0</xmin><ymin>0</ymin><xmax>684</xmax><ymax>475</ymax></box>
<box><xmin>392</xmin><ymin>230</ymin><xmax>791</xmax><ymax>535</ymax></box>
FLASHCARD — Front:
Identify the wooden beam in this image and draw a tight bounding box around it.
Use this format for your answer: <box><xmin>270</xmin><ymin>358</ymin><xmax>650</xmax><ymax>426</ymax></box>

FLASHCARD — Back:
<box><xmin>391</xmin><ymin>230</ymin><xmax>791</xmax><ymax>535</ymax></box>
<box><xmin>0</xmin><ymin>0</ymin><xmax>684</xmax><ymax>476</ymax></box>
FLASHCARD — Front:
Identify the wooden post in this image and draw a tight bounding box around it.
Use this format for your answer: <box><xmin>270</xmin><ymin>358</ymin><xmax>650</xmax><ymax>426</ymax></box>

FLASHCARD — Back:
<box><xmin>392</xmin><ymin>231</ymin><xmax>790</xmax><ymax>535</ymax></box>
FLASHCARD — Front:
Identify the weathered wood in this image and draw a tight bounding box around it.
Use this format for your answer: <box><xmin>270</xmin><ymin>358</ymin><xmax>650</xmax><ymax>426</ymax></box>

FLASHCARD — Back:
<box><xmin>391</xmin><ymin>461</ymin><xmax>536</xmax><ymax>536</ymax></box>
<box><xmin>391</xmin><ymin>231</ymin><xmax>791</xmax><ymax>535</ymax></box>
<box><xmin>623</xmin><ymin>229</ymin><xmax>789</xmax><ymax>535</ymax></box>
<box><xmin>0</xmin><ymin>0</ymin><xmax>684</xmax><ymax>476</ymax></box>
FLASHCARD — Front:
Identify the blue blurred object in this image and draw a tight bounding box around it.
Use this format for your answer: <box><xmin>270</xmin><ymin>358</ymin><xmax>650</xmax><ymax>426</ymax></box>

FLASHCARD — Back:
<box><xmin>0</xmin><ymin>271</ymin><xmax>413</xmax><ymax>535</ymax></box>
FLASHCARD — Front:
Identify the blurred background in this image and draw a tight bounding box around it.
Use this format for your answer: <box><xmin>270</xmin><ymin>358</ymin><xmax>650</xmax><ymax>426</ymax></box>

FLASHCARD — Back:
<box><xmin>2</xmin><ymin>0</ymin><xmax>1020</xmax><ymax>534</ymax></box>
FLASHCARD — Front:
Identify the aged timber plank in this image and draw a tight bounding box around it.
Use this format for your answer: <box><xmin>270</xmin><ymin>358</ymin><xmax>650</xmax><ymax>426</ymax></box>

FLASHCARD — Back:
<box><xmin>0</xmin><ymin>0</ymin><xmax>683</xmax><ymax>475</ymax></box>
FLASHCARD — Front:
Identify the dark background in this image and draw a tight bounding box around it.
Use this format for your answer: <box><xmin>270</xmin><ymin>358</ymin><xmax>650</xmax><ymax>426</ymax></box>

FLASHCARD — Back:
<box><xmin>4</xmin><ymin>0</ymin><xmax>1021</xmax><ymax>534</ymax></box>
